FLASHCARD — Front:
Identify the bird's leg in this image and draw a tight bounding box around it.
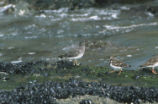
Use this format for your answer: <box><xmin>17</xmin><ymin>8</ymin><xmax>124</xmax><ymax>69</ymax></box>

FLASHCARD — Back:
<box><xmin>118</xmin><ymin>69</ymin><xmax>123</xmax><ymax>75</ymax></box>
<box><xmin>72</xmin><ymin>60</ymin><xmax>76</xmax><ymax>66</ymax></box>
<box><xmin>151</xmin><ymin>68</ymin><xmax>157</xmax><ymax>74</ymax></box>
<box><xmin>73</xmin><ymin>60</ymin><xmax>80</xmax><ymax>66</ymax></box>
<box><xmin>109</xmin><ymin>70</ymin><xmax>116</xmax><ymax>73</ymax></box>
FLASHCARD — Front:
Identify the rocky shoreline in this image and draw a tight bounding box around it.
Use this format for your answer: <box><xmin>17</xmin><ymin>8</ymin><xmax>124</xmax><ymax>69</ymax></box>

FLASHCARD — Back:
<box><xmin>0</xmin><ymin>79</ymin><xmax>158</xmax><ymax>104</ymax></box>
<box><xmin>0</xmin><ymin>61</ymin><xmax>157</xmax><ymax>103</ymax></box>
<box><xmin>3</xmin><ymin>0</ymin><xmax>156</xmax><ymax>10</ymax></box>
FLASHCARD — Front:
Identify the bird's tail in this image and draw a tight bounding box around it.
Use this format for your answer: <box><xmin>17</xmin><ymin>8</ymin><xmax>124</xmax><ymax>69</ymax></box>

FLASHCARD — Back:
<box><xmin>139</xmin><ymin>65</ymin><xmax>147</xmax><ymax>69</ymax></box>
<box><xmin>139</xmin><ymin>65</ymin><xmax>144</xmax><ymax>67</ymax></box>
<box><xmin>58</xmin><ymin>55</ymin><xmax>64</xmax><ymax>60</ymax></box>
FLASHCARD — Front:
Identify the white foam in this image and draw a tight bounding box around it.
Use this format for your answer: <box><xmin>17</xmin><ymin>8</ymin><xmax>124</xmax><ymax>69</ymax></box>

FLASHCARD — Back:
<box><xmin>28</xmin><ymin>52</ymin><xmax>36</xmax><ymax>55</ymax></box>
<box><xmin>126</xmin><ymin>55</ymin><xmax>132</xmax><ymax>57</ymax></box>
<box><xmin>145</xmin><ymin>12</ymin><xmax>154</xmax><ymax>17</ymax></box>
<box><xmin>8</xmin><ymin>46</ymin><xmax>14</xmax><ymax>50</ymax></box>
<box><xmin>11</xmin><ymin>57</ymin><xmax>22</xmax><ymax>64</ymax></box>
<box><xmin>120</xmin><ymin>6</ymin><xmax>130</xmax><ymax>10</ymax></box>
<box><xmin>155</xmin><ymin>46</ymin><xmax>158</xmax><ymax>49</ymax></box>
<box><xmin>89</xmin><ymin>16</ymin><xmax>100</xmax><ymax>20</ymax></box>
<box><xmin>40</xmin><ymin>14</ymin><xmax>46</xmax><ymax>18</ymax></box>
<box><xmin>57</xmin><ymin>30</ymin><xmax>64</xmax><ymax>34</ymax></box>
<box><xmin>103</xmin><ymin>22</ymin><xmax>158</xmax><ymax>33</ymax></box>
<box><xmin>0</xmin><ymin>34</ymin><xmax>4</xmax><ymax>37</ymax></box>
<box><xmin>44</xmin><ymin>8</ymin><xmax>68</xmax><ymax>13</ymax></box>
<box><xmin>24</xmin><ymin>36</ymin><xmax>38</xmax><ymax>39</ymax></box>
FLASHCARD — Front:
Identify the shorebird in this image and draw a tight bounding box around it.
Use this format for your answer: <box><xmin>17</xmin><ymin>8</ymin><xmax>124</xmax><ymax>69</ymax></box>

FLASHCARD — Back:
<box><xmin>140</xmin><ymin>55</ymin><xmax>158</xmax><ymax>74</ymax></box>
<box><xmin>58</xmin><ymin>41</ymin><xmax>85</xmax><ymax>65</ymax></box>
<box><xmin>109</xmin><ymin>56</ymin><xmax>130</xmax><ymax>75</ymax></box>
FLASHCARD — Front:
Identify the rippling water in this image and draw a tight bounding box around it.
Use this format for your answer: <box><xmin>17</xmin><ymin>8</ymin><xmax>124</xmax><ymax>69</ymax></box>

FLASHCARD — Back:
<box><xmin>0</xmin><ymin>1</ymin><xmax>158</xmax><ymax>69</ymax></box>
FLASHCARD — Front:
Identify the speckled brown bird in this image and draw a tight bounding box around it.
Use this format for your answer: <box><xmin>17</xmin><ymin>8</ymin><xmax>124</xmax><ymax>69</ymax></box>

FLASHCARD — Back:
<box><xmin>58</xmin><ymin>41</ymin><xmax>85</xmax><ymax>65</ymax></box>
<box><xmin>109</xmin><ymin>56</ymin><xmax>130</xmax><ymax>75</ymax></box>
<box><xmin>140</xmin><ymin>56</ymin><xmax>158</xmax><ymax>74</ymax></box>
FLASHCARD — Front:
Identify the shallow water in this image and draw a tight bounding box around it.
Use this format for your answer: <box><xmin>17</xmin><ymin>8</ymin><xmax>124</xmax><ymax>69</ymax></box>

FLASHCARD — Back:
<box><xmin>0</xmin><ymin>1</ymin><xmax>158</xmax><ymax>69</ymax></box>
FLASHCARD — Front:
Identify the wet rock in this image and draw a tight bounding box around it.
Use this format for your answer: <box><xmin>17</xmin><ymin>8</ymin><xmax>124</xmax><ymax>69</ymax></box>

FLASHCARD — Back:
<box><xmin>0</xmin><ymin>60</ymin><xmax>78</xmax><ymax>76</ymax></box>
<box><xmin>0</xmin><ymin>61</ymin><xmax>51</xmax><ymax>74</ymax></box>
<box><xmin>0</xmin><ymin>4</ymin><xmax>15</xmax><ymax>14</ymax></box>
<box><xmin>0</xmin><ymin>60</ymin><xmax>158</xmax><ymax>103</ymax></box>
<box><xmin>80</xmin><ymin>99</ymin><xmax>94</xmax><ymax>104</ymax></box>
<box><xmin>69</xmin><ymin>0</ymin><xmax>95</xmax><ymax>10</ymax></box>
<box><xmin>135</xmin><ymin>75</ymin><xmax>140</xmax><ymax>80</ymax></box>
<box><xmin>0</xmin><ymin>79</ymin><xmax>158</xmax><ymax>104</ymax></box>
<box><xmin>95</xmin><ymin>0</ymin><xmax>153</xmax><ymax>5</ymax></box>
<box><xmin>56</xmin><ymin>60</ymin><xmax>76</xmax><ymax>69</ymax></box>
<box><xmin>147</xmin><ymin>6</ymin><xmax>158</xmax><ymax>16</ymax></box>
<box><xmin>5</xmin><ymin>0</ymin><xmax>153</xmax><ymax>10</ymax></box>
<box><xmin>0</xmin><ymin>1</ymin><xmax>33</xmax><ymax>15</ymax></box>
<box><xmin>6</xmin><ymin>0</ymin><xmax>96</xmax><ymax>10</ymax></box>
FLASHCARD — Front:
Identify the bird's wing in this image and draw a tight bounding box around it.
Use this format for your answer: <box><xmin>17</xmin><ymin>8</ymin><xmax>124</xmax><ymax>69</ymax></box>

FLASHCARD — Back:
<box><xmin>62</xmin><ymin>44</ymin><xmax>77</xmax><ymax>52</ymax></box>
<box><xmin>112</xmin><ymin>59</ymin><xmax>128</xmax><ymax>67</ymax></box>
<box><xmin>142</xmin><ymin>56</ymin><xmax>158</xmax><ymax>66</ymax></box>
<box><xmin>58</xmin><ymin>50</ymin><xmax>79</xmax><ymax>58</ymax></box>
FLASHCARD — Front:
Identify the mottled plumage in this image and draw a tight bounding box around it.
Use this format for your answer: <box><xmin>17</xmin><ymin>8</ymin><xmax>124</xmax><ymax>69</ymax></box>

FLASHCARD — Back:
<box><xmin>110</xmin><ymin>59</ymin><xmax>129</xmax><ymax>68</ymax></box>
<box><xmin>109</xmin><ymin>56</ymin><xmax>130</xmax><ymax>75</ymax></box>
<box><xmin>140</xmin><ymin>56</ymin><xmax>158</xmax><ymax>74</ymax></box>
<box><xmin>141</xmin><ymin>56</ymin><xmax>158</xmax><ymax>67</ymax></box>
<box><xmin>58</xmin><ymin>41</ymin><xmax>85</xmax><ymax>65</ymax></box>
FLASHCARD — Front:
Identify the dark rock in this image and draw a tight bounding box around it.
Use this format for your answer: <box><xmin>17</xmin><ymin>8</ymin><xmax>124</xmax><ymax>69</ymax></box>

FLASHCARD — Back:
<box><xmin>147</xmin><ymin>6</ymin><xmax>158</xmax><ymax>16</ymax></box>
<box><xmin>0</xmin><ymin>61</ymin><xmax>51</xmax><ymax>75</ymax></box>
<box><xmin>80</xmin><ymin>99</ymin><xmax>94</xmax><ymax>104</ymax></box>
<box><xmin>0</xmin><ymin>79</ymin><xmax>158</xmax><ymax>104</ymax></box>
<box><xmin>95</xmin><ymin>0</ymin><xmax>153</xmax><ymax>4</ymax></box>
<box><xmin>56</xmin><ymin>60</ymin><xmax>75</xmax><ymax>69</ymax></box>
<box><xmin>6</xmin><ymin>0</ymin><xmax>153</xmax><ymax>10</ymax></box>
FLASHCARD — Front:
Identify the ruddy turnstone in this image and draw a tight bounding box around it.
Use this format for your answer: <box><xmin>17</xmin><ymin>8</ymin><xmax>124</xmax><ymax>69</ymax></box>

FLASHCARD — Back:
<box><xmin>140</xmin><ymin>55</ymin><xmax>158</xmax><ymax>74</ymax></box>
<box><xmin>58</xmin><ymin>41</ymin><xmax>85</xmax><ymax>65</ymax></box>
<box><xmin>109</xmin><ymin>56</ymin><xmax>130</xmax><ymax>75</ymax></box>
